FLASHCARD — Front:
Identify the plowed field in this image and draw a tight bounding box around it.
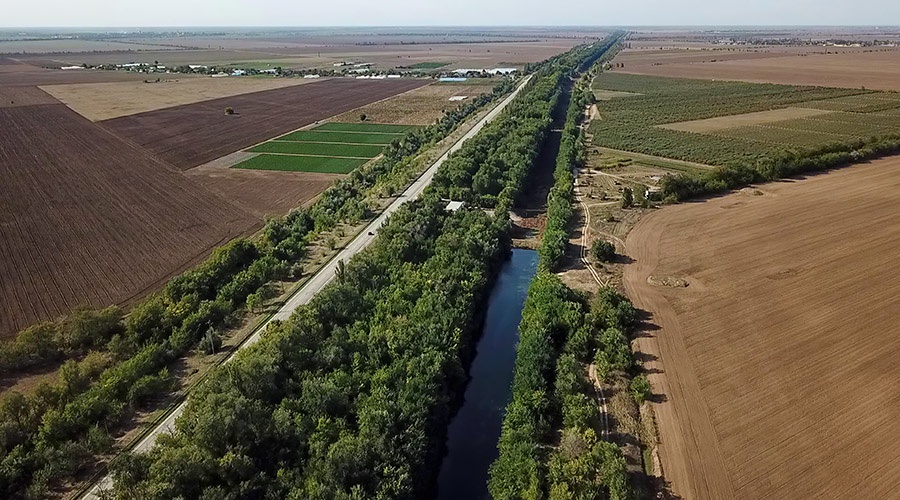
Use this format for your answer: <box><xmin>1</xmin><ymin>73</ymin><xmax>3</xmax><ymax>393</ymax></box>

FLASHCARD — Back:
<box><xmin>0</xmin><ymin>103</ymin><xmax>257</xmax><ymax>338</ymax></box>
<box><xmin>624</xmin><ymin>158</ymin><xmax>900</xmax><ymax>499</ymax></box>
<box><xmin>614</xmin><ymin>49</ymin><xmax>900</xmax><ymax>91</ymax></box>
<box><xmin>101</xmin><ymin>78</ymin><xmax>429</xmax><ymax>170</ymax></box>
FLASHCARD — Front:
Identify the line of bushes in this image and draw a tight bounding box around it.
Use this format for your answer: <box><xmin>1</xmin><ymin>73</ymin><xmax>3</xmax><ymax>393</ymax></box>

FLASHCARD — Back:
<box><xmin>487</xmin><ymin>272</ymin><xmax>635</xmax><ymax>499</ymax></box>
<box><xmin>537</xmin><ymin>84</ymin><xmax>593</xmax><ymax>270</ymax></box>
<box><xmin>431</xmin><ymin>35</ymin><xmax>622</xmax><ymax>213</ymax></box>
<box><xmin>108</xmin><ymin>199</ymin><xmax>509</xmax><ymax>499</ymax></box>
<box><xmin>0</xmin><ymin>78</ymin><xmax>516</xmax><ymax>499</ymax></box>
<box><xmin>660</xmin><ymin>134</ymin><xmax>900</xmax><ymax>201</ymax></box>
<box><xmin>538</xmin><ymin>38</ymin><xmax>623</xmax><ymax>271</ymax></box>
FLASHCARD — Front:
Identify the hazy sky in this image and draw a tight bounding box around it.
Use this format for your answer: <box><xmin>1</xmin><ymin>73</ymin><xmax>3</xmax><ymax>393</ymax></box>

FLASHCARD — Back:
<box><xmin>3</xmin><ymin>0</ymin><xmax>900</xmax><ymax>27</ymax></box>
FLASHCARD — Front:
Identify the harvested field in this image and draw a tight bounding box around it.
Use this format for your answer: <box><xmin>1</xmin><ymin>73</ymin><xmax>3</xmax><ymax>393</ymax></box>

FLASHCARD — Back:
<box><xmin>186</xmin><ymin>155</ymin><xmax>340</xmax><ymax>217</ymax></box>
<box><xmin>41</xmin><ymin>76</ymin><xmax>324</xmax><ymax>121</ymax></box>
<box><xmin>234</xmin><ymin>154</ymin><xmax>367</xmax><ymax>173</ymax></box>
<box><xmin>660</xmin><ymin>107</ymin><xmax>831</xmax><ymax>133</ymax></box>
<box><xmin>101</xmin><ymin>78</ymin><xmax>429</xmax><ymax>170</ymax></box>
<box><xmin>0</xmin><ymin>62</ymin><xmax>148</xmax><ymax>87</ymax></box>
<box><xmin>614</xmin><ymin>49</ymin><xmax>900</xmax><ymax>91</ymax></box>
<box><xmin>0</xmin><ymin>103</ymin><xmax>257</xmax><ymax>338</ymax></box>
<box><xmin>330</xmin><ymin>83</ymin><xmax>491</xmax><ymax>125</ymax></box>
<box><xmin>0</xmin><ymin>39</ymin><xmax>176</xmax><ymax>54</ymax></box>
<box><xmin>624</xmin><ymin>157</ymin><xmax>900</xmax><ymax>500</ymax></box>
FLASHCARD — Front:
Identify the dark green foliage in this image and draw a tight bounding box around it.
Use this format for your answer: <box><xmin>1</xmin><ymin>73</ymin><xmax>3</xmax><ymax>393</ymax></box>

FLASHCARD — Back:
<box><xmin>538</xmin><ymin>84</ymin><xmax>596</xmax><ymax>271</ymax></box>
<box><xmin>432</xmin><ymin>36</ymin><xmax>621</xmax><ymax>212</ymax></box>
<box><xmin>630</xmin><ymin>375</ymin><xmax>652</xmax><ymax>405</ymax></box>
<box><xmin>109</xmin><ymin>201</ymin><xmax>508</xmax><ymax>499</ymax></box>
<box><xmin>621</xmin><ymin>187</ymin><xmax>633</xmax><ymax>208</ymax></box>
<box><xmin>0</xmin><ymin>306</ymin><xmax>122</xmax><ymax>376</ymax></box>
<box><xmin>0</xmin><ymin>74</ymin><xmax>519</xmax><ymax>500</ymax></box>
<box><xmin>592</xmin><ymin>240</ymin><xmax>616</xmax><ymax>263</ymax></box>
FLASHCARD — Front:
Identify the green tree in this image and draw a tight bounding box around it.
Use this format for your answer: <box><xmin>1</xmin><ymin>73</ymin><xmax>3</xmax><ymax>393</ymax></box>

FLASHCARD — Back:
<box><xmin>621</xmin><ymin>187</ymin><xmax>634</xmax><ymax>208</ymax></box>
<box><xmin>592</xmin><ymin>239</ymin><xmax>615</xmax><ymax>263</ymax></box>
<box><xmin>631</xmin><ymin>374</ymin><xmax>652</xmax><ymax>404</ymax></box>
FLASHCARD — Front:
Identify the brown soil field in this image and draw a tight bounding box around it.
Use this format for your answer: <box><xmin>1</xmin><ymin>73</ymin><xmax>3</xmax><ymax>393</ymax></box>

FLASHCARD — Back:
<box><xmin>614</xmin><ymin>49</ymin><xmax>900</xmax><ymax>91</ymax></box>
<box><xmin>42</xmin><ymin>76</ymin><xmax>324</xmax><ymax>121</ymax></box>
<box><xmin>0</xmin><ymin>62</ymin><xmax>147</xmax><ymax>86</ymax></box>
<box><xmin>185</xmin><ymin>152</ymin><xmax>342</xmax><ymax>217</ymax></box>
<box><xmin>0</xmin><ymin>103</ymin><xmax>257</xmax><ymax>338</ymax></box>
<box><xmin>660</xmin><ymin>107</ymin><xmax>831</xmax><ymax>133</ymax></box>
<box><xmin>624</xmin><ymin>158</ymin><xmax>900</xmax><ymax>499</ymax></box>
<box><xmin>0</xmin><ymin>39</ymin><xmax>177</xmax><ymax>54</ymax></box>
<box><xmin>101</xmin><ymin>78</ymin><xmax>429</xmax><ymax>170</ymax></box>
<box><xmin>41</xmin><ymin>39</ymin><xmax>583</xmax><ymax>71</ymax></box>
<box><xmin>330</xmin><ymin>82</ymin><xmax>488</xmax><ymax>125</ymax></box>
<box><xmin>0</xmin><ymin>85</ymin><xmax>61</xmax><ymax>107</ymax></box>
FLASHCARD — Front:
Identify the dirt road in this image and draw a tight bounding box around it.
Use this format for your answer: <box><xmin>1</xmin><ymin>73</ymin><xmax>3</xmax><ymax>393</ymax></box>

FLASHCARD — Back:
<box><xmin>81</xmin><ymin>74</ymin><xmax>532</xmax><ymax>500</ymax></box>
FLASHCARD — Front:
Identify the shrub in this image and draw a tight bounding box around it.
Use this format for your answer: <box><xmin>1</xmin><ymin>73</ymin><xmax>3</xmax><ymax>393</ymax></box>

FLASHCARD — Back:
<box><xmin>592</xmin><ymin>239</ymin><xmax>615</xmax><ymax>263</ymax></box>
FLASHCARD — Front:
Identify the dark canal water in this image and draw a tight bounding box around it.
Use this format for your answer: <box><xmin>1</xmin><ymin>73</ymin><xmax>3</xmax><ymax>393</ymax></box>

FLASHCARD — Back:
<box><xmin>436</xmin><ymin>248</ymin><xmax>539</xmax><ymax>500</ymax></box>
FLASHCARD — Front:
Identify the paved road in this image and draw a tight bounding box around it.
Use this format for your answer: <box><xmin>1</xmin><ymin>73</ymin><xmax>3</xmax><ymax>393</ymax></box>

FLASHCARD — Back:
<box><xmin>82</xmin><ymin>75</ymin><xmax>531</xmax><ymax>499</ymax></box>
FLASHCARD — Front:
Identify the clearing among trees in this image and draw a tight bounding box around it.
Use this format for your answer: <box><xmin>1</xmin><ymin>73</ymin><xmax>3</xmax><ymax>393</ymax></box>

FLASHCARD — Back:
<box><xmin>624</xmin><ymin>157</ymin><xmax>900</xmax><ymax>499</ymax></box>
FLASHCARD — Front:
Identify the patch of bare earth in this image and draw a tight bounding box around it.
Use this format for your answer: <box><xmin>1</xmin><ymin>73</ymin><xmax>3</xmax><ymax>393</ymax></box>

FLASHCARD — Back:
<box><xmin>624</xmin><ymin>157</ymin><xmax>900</xmax><ymax>499</ymax></box>
<box><xmin>41</xmin><ymin>76</ymin><xmax>324</xmax><ymax>121</ymax></box>
<box><xmin>330</xmin><ymin>82</ymin><xmax>490</xmax><ymax>125</ymax></box>
<box><xmin>614</xmin><ymin>48</ymin><xmax>900</xmax><ymax>91</ymax></box>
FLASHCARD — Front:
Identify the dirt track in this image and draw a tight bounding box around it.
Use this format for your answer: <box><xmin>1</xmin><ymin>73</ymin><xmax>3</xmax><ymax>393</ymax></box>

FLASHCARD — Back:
<box><xmin>624</xmin><ymin>158</ymin><xmax>900</xmax><ymax>499</ymax></box>
<box><xmin>101</xmin><ymin>78</ymin><xmax>429</xmax><ymax>170</ymax></box>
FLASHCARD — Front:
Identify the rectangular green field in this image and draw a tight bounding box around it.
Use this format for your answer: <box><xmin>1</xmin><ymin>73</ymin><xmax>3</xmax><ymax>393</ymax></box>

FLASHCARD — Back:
<box><xmin>314</xmin><ymin>122</ymin><xmax>419</xmax><ymax>134</ymax></box>
<box><xmin>234</xmin><ymin>154</ymin><xmax>367</xmax><ymax>173</ymax></box>
<box><xmin>275</xmin><ymin>130</ymin><xmax>404</xmax><ymax>145</ymax></box>
<box><xmin>248</xmin><ymin>141</ymin><xmax>384</xmax><ymax>158</ymax></box>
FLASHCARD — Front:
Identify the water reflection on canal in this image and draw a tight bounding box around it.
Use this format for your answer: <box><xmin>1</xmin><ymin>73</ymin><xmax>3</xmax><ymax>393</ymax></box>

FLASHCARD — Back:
<box><xmin>436</xmin><ymin>249</ymin><xmax>539</xmax><ymax>500</ymax></box>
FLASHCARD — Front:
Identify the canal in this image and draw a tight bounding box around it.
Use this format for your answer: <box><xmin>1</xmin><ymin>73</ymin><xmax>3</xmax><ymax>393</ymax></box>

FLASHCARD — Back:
<box><xmin>436</xmin><ymin>248</ymin><xmax>539</xmax><ymax>500</ymax></box>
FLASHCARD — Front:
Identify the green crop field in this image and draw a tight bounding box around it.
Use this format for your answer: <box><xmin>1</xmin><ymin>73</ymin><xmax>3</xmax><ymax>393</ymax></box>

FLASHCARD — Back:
<box><xmin>591</xmin><ymin>73</ymin><xmax>900</xmax><ymax>168</ymax></box>
<box><xmin>275</xmin><ymin>130</ymin><xmax>404</xmax><ymax>145</ymax></box>
<box><xmin>234</xmin><ymin>154</ymin><xmax>367</xmax><ymax>173</ymax></box>
<box><xmin>249</xmin><ymin>141</ymin><xmax>384</xmax><ymax>158</ymax></box>
<box><xmin>236</xmin><ymin>122</ymin><xmax>420</xmax><ymax>173</ymax></box>
<box><xmin>793</xmin><ymin>94</ymin><xmax>900</xmax><ymax>113</ymax></box>
<box><xmin>314</xmin><ymin>122</ymin><xmax>419</xmax><ymax>134</ymax></box>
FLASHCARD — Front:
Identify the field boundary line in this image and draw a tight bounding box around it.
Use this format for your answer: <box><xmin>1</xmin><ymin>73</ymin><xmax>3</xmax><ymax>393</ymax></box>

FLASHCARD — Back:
<box><xmin>251</xmin><ymin>152</ymin><xmax>374</xmax><ymax>160</ymax></box>
<box><xmin>270</xmin><ymin>139</ymin><xmax>393</xmax><ymax>146</ymax></box>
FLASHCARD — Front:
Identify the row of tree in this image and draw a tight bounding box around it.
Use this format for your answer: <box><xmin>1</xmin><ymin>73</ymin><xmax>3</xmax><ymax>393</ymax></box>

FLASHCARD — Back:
<box><xmin>660</xmin><ymin>134</ymin><xmax>900</xmax><ymax>201</ymax></box>
<box><xmin>109</xmin><ymin>199</ymin><xmax>509</xmax><ymax>499</ymax></box>
<box><xmin>491</xmin><ymin>35</ymin><xmax>651</xmax><ymax>499</ymax></box>
<box><xmin>487</xmin><ymin>272</ymin><xmax>636</xmax><ymax>499</ymax></box>
<box><xmin>0</xmin><ymin>79</ymin><xmax>516</xmax><ymax>498</ymax></box>
<box><xmin>431</xmin><ymin>38</ymin><xmax>620</xmax><ymax>213</ymax></box>
<box><xmin>538</xmin><ymin>83</ymin><xmax>593</xmax><ymax>270</ymax></box>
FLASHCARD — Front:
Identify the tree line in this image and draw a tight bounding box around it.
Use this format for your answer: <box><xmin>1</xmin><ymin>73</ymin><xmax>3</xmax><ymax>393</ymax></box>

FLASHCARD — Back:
<box><xmin>0</xmin><ymin>78</ymin><xmax>515</xmax><ymax>498</ymax></box>
<box><xmin>431</xmin><ymin>36</ymin><xmax>622</xmax><ymax>214</ymax></box>
<box><xmin>487</xmin><ymin>273</ymin><xmax>636</xmax><ymax>500</ymax></box>
<box><xmin>109</xmin><ymin>199</ymin><xmax>509</xmax><ymax>498</ymax></box>
<box><xmin>660</xmin><ymin>134</ymin><xmax>900</xmax><ymax>201</ymax></box>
